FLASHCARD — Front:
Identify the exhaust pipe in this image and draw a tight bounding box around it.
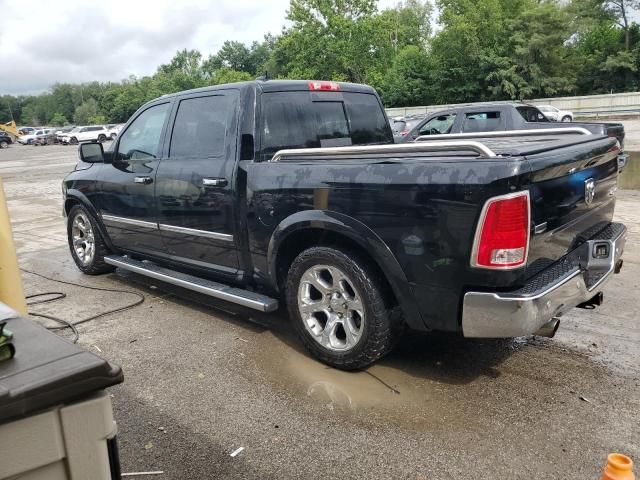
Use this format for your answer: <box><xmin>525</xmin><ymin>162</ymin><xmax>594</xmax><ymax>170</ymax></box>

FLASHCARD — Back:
<box><xmin>534</xmin><ymin>318</ymin><xmax>560</xmax><ymax>338</ymax></box>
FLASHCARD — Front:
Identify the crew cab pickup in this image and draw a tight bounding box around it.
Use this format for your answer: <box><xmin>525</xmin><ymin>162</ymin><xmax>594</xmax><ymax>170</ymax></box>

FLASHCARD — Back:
<box><xmin>396</xmin><ymin>103</ymin><xmax>625</xmax><ymax>148</ymax></box>
<box><xmin>62</xmin><ymin>80</ymin><xmax>627</xmax><ymax>369</ymax></box>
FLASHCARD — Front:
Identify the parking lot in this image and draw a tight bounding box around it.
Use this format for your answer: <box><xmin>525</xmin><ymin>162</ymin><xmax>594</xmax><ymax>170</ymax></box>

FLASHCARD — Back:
<box><xmin>1</xmin><ymin>140</ymin><xmax>639</xmax><ymax>479</ymax></box>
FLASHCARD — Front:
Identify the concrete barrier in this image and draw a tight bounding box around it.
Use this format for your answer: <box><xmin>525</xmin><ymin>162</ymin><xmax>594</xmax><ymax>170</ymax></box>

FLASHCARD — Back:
<box><xmin>386</xmin><ymin>91</ymin><xmax>640</xmax><ymax>119</ymax></box>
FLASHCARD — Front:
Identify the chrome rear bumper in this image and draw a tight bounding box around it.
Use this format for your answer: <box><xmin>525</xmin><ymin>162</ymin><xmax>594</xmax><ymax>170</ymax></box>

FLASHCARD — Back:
<box><xmin>462</xmin><ymin>223</ymin><xmax>626</xmax><ymax>338</ymax></box>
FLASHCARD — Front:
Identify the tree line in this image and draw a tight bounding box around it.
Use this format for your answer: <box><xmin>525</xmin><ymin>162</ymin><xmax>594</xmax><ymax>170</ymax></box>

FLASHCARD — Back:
<box><xmin>2</xmin><ymin>0</ymin><xmax>639</xmax><ymax>126</ymax></box>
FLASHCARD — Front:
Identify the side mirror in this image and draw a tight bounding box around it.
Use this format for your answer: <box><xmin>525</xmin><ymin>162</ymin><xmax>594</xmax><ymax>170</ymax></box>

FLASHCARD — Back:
<box><xmin>79</xmin><ymin>142</ymin><xmax>104</xmax><ymax>163</ymax></box>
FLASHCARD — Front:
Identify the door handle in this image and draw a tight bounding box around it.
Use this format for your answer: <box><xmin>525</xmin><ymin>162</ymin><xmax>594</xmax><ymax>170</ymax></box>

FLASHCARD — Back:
<box><xmin>134</xmin><ymin>176</ymin><xmax>153</xmax><ymax>185</ymax></box>
<box><xmin>202</xmin><ymin>178</ymin><xmax>228</xmax><ymax>187</ymax></box>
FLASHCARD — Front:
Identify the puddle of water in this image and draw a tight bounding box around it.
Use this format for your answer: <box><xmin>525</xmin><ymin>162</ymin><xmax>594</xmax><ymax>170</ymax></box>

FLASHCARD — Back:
<box><xmin>619</xmin><ymin>151</ymin><xmax>640</xmax><ymax>189</ymax></box>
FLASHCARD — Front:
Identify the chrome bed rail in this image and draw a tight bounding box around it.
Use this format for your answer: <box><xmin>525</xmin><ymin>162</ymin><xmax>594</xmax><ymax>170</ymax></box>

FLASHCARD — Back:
<box><xmin>271</xmin><ymin>140</ymin><xmax>497</xmax><ymax>162</ymax></box>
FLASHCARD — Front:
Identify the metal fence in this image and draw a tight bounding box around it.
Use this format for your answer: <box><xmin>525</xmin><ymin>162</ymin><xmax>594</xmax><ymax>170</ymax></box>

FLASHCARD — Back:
<box><xmin>385</xmin><ymin>91</ymin><xmax>640</xmax><ymax>119</ymax></box>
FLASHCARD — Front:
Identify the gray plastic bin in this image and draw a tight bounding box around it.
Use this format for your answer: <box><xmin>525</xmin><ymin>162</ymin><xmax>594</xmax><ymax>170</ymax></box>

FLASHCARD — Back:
<box><xmin>0</xmin><ymin>304</ymin><xmax>123</xmax><ymax>479</ymax></box>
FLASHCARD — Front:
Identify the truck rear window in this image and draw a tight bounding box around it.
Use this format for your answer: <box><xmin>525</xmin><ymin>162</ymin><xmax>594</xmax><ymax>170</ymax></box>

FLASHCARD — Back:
<box><xmin>260</xmin><ymin>91</ymin><xmax>392</xmax><ymax>161</ymax></box>
<box><xmin>462</xmin><ymin>112</ymin><xmax>502</xmax><ymax>133</ymax></box>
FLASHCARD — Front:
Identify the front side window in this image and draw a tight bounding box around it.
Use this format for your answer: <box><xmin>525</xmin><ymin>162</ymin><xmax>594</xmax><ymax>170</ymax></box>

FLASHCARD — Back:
<box><xmin>462</xmin><ymin>111</ymin><xmax>502</xmax><ymax>133</ymax></box>
<box><xmin>117</xmin><ymin>103</ymin><xmax>170</xmax><ymax>161</ymax></box>
<box><xmin>169</xmin><ymin>93</ymin><xmax>238</xmax><ymax>158</ymax></box>
<box><xmin>419</xmin><ymin>114</ymin><xmax>456</xmax><ymax>135</ymax></box>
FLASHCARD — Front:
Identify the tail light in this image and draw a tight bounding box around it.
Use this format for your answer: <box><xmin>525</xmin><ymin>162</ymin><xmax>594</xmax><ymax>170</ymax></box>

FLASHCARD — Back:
<box><xmin>308</xmin><ymin>81</ymin><xmax>340</xmax><ymax>91</ymax></box>
<box><xmin>471</xmin><ymin>191</ymin><xmax>530</xmax><ymax>269</ymax></box>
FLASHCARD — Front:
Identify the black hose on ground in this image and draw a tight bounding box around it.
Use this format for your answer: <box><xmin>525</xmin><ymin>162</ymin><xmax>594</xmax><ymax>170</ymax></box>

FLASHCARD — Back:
<box><xmin>21</xmin><ymin>269</ymin><xmax>145</xmax><ymax>344</ymax></box>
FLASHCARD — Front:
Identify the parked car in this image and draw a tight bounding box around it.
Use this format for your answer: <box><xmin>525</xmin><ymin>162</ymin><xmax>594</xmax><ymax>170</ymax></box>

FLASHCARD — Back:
<box><xmin>18</xmin><ymin>126</ymin><xmax>36</xmax><ymax>135</ymax></box>
<box><xmin>0</xmin><ymin>132</ymin><xmax>13</xmax><ymax>148</ymax></box>
<box><xmin>59</xmin><ymin>126</ymin><xmax>108</xmax><ymax>145</ymax></box>
<box><xmin>396</xmin><ymin>103</ymin><xmax>624</xmax><ymax>147</ymax></box>
<box><xmin>17</xmin><ymin>128</ymin><xmax>55</xmax><ymax>145</ymax></box>
<box><xmin>55</xmin><ymin>126</ymin><xmax>76</xmax><ymax>136</ymax></box>
<box><xmin>536</xmin><ymin>105</ymin><xmax>573</xmax><ymax>122</ymax></box>
<box><xmin>62</xmin><ymin>80</ymin><xmax>626</xmax><ymax>370</ymax></box>
<box><xmin>105</xmin><ymin>123</ymin><xmax>124</xmax><ymax>140</ymax></box>
<box><xmin>33</xmin><ymin>131</ymin><xmax>58</xmax><ymax>146</ymax></box>
<box><xmin>391</xmin><ymin>115</ymin><xmax>426</xmax><ymax>142</ymax></box>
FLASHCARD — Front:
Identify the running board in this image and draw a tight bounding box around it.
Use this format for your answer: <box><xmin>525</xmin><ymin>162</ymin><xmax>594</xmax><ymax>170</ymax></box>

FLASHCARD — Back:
<box><xmin>104</xmin><ymin>255</ymin><xmax>279</xmax><ymax>312</ymax></box>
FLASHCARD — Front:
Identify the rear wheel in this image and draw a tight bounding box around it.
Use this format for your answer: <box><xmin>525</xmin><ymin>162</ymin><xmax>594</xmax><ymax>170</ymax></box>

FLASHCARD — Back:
<box><xmin>70</xmin><ymin>136</ymin><xmax>78</xmax><ymax>145</ymax></box>
<box><xmin>561</xmin><ymin>115</ymin><xmax>572</xmax><ymax>122</ymax></box>
<box><xmin>286</xmin><ymin>246</ymin><xmax>402</xmax><ymax>370</ymax></box>
<box><xmin>98</xmin><ymin>134</ymin><xmax>107</xmax><ymax>142</ymax></box>
<box><xmin>0</xmin><ymin>141</ymin><xmax>8</xmax><ymax>149</ymax></box>
<box><xmin>67</xmin><ymin>205</ymin><xmax>114</xmax><ymax>275</ymax></box>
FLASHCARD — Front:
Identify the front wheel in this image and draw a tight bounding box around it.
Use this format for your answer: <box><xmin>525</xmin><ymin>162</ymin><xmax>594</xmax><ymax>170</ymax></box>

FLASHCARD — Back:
<box><xmin>286</xmin><ymin>246</ymin><xmax>402</xmax><ymax>370</ymax></box>
<box><xmin>67</xmin><ymin>205</ymin><xmax>114</xmax><ymax>275</ymax></box>
<box><xmin>561</xmin><ymin>116</ymin><xmax>572</xmax><ymax>122</ymax></box>
<box><xmin>70</xmin><ymin>137</ymin><xmax>78</xmax><ymax>145</ymax></box>
<box><xmin>0</xmin><ymin>141</ymin><xmax>8</xmax><ymax>149</ymax></box>
<box><xmin>98</xmin><ymin>134</ymin><xmax>107</xmax><ymax>142</ymax></box>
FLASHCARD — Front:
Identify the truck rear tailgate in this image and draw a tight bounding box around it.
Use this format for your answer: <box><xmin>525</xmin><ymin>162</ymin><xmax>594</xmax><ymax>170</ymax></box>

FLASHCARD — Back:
<box><xmin>524</xmin><ymin>136</ymin><xmax>620</xmax><ymax>277</ymax></box>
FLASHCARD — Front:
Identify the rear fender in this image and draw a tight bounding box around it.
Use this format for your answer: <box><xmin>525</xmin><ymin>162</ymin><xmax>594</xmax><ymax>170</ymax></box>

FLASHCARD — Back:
<box><xmin>268</xmin><ymin>210</ymin><xmax>426</xmax><ymax>330</ymax></box>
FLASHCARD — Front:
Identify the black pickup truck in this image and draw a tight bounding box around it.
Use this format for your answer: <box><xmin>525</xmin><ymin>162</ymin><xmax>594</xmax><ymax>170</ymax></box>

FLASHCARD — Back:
<box><xmin>63</xmin><ymin>80</ymin><xmax>627</xmax><ymax>369</ymax></box>
<box><xmin>394</xmin><ymin>103</ymin><xmax>625</xmax><ymax>148</ymax></box>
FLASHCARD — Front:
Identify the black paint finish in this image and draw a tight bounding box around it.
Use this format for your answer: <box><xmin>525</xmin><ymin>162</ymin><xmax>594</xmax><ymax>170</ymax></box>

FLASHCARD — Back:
<box><xmin>63</xmin><ymin>80</ymin><xmax>622</xmax><ymax>334</ymax></box>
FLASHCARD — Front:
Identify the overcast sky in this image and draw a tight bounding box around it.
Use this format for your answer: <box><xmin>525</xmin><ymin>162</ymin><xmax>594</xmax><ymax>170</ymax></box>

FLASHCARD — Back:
<box><xmin>0</xmin><ymin>0</ymin><xmax>397</xmax><ymax>96</ymax></box>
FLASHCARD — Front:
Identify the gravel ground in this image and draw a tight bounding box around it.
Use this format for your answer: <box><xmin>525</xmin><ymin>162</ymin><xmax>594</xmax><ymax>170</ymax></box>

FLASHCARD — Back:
<box><xmin>1</xmin><ymin>143</ymin><xmax>638</xmax><ymax>479</ymax></box>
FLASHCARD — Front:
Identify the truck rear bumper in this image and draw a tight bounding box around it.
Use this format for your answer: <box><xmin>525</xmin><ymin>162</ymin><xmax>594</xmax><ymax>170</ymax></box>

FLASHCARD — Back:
<box><xmin>462</xmin><ymin>223</ymin><xmax>626</xmax><ymax>338</ymax></box>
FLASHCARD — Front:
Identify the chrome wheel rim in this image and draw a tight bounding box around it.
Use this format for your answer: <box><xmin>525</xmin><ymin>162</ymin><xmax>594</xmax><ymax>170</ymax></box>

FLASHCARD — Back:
<box><xmin>298</xmin><ymin>265</ymin><xmax>365</xmax><ymax>352</ymax></box>
<box><xmin>71</xmin><ymin>212</ymin><xmax>95</xmax><ymax>265</ymax></box>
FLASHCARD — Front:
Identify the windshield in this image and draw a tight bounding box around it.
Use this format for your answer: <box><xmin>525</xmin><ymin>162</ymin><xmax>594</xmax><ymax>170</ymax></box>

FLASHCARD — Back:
<box><xmin>260</xmin><ymin>91</ymin><xmax>392</xmax><ymax>161</ymax></box>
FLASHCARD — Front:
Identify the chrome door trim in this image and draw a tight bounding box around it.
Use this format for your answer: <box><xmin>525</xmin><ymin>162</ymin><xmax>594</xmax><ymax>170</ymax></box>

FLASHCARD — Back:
<box><xmin>102</xmin><ymin>214</ymin><xmax>158</xmax><ymax>229</ymax></box>
<box><xmin>159</xmin><ymin>223</ymin><xmax>234</xmax><ymax>242</ymax></box>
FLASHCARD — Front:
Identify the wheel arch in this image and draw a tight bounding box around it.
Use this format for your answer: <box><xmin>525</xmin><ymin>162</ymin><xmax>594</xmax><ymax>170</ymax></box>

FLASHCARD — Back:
<box><xmin>64</xmin><ymin>191</ymin><xmax>115</xmax><ymax>251</ymax></box>
<box><xmin>268</xmin><ymin>210</ymin><xmax>425</xmax><ymax>330</ymax></box>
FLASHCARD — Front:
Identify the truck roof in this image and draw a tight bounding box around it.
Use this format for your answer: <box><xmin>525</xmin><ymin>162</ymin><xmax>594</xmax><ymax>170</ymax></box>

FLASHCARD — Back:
<box><xmin>158</xmin><ymin>79</ymin><xmax>377</xmax><ymax>100</ymax></box>
<box><xmin>430</xmin><ymin>102</ymin><xmax>536</xmax><ymax>113</ymax></box>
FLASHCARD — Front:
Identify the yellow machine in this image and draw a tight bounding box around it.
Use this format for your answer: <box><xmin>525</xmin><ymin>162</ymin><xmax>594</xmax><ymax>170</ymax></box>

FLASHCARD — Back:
<box><xmin>0</xmin><ymin>121</ymin><xmax>20</xmax><ymax>139</ymax></box>
<box><xmin>0</xmin><ymin>179</ymin><xmax>27</xmax><ymax>315</ymax></box>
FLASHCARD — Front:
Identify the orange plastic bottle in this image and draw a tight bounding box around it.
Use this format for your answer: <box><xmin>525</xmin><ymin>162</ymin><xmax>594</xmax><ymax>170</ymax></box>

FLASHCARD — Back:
<box><xmin>602</xmin><ymin>453</ymin><xmax>635</xmax><ymax>480</ymax></box>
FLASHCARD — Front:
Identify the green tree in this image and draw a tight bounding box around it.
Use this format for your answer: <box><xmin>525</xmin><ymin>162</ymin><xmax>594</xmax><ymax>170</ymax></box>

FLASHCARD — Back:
<box><xmin>88</xmin><ymin>114</ymin><xmax>107</xmax><ymax>125</ymax></box>
<box><xmin>273</xmin><ymin>0</ymin><xmax>380</xmax><ymax>82</ymax></box>
<box><xmin>378</xmin><ymin>45</ymin><xmax>435</xmax><ymax>106</ymax></box>
<box><xmin>49</xmin><ymin>113</ymin><xmax>69</xmax><ymax>126</ymax></box>
<box><xmin>74</xmin><ymin>98</ymin><xmax>99</xmax><ymax>125</ymax></box>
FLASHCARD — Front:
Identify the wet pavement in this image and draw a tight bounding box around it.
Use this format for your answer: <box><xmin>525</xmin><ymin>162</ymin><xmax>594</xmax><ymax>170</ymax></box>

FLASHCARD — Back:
<box><xmin>1</xmin><ymin>144</ymin><xmax>639</xmax><ymax>479</ymax></box>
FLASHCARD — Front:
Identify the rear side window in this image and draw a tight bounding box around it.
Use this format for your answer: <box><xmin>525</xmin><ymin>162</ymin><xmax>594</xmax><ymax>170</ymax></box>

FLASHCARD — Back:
<box><xmin>260</xmin><ymin>91</ymin><xmax>392</xmax><ymax>161</ymax></box>
<box><xmin>517</xmin><ymin>107</ymin><xmax>549</xmax><ymax>123</ymax></box>
<box><xmin>462</xmin><ymin>112</ymin><xmax>502</xmax><ymax>133</ymax></box>
<box><xmin>169</xmin><ymin>93</ymin><xmax>238</xmax><ymax>158</ymax></box>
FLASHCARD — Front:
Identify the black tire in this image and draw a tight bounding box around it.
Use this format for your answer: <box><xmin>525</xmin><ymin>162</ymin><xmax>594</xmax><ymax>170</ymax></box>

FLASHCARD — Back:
<box><xmin>110</xmin><ymin>133</ymin><xmax>117</xmax><ymax>140</ymax></box>
<box><xmin>561</xmin><ymin>115</ymin><xmax>572</xmax><ymax>122</ymax></box>
<box><xmin>67</xmin><ymin>205</ymin><xmax>114</xmax><ymax>275</ymax></box>
<box><xmin>98</xmin><ymin>134</ymin><xmax>107</xmax><ymax>142</ymax></box>
<box><xmin>286</xmin><ymin>246</ymin><xmax>403</xmax><ymax>370</ymax></box>
<box><xmin>70</xmin><ymin>136</ymin><xmax>78</xmax><ymax>145</ymax></box>
<box><xmin>0</xmin><ymin>141</ymin><xmax>8</xmax><ymax>149</ymax></box>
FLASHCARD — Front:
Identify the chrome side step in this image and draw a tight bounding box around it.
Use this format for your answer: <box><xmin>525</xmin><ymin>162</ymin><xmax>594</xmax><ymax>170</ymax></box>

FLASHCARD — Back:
<box><xmin>104</xmin><ymin>255</ymin><xmax>279</xmax><ymax>312</ymax></box>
